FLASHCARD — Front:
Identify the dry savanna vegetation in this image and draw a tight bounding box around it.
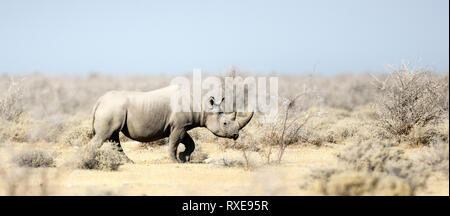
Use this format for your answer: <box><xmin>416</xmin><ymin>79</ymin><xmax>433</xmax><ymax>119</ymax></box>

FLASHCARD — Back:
<box><xmin>0</xmin><ymin>63</ymin><xmax>448</xmax><ymax>196</ymax></box>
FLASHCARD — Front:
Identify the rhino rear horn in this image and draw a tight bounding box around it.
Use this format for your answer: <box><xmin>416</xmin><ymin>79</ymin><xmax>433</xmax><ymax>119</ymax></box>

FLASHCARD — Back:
<box><xmin>238</xmin><ymin>112</ymin><xmax>254</xmax><ymax>130</ymax></box>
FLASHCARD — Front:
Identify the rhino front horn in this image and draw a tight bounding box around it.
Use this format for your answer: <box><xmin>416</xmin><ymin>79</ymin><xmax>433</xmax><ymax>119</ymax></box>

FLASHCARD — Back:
<box><xmin>238</xmin><ymin>111</ymin><xmax>254</xmax><ymax>130</ymax></box>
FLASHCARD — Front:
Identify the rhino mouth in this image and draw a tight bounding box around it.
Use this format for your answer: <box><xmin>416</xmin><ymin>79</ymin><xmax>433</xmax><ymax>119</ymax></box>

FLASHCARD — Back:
<box><xmin>232</xmin><ymin>134</ymin><xmax>239</xmax><ymax>140</ymax></box>
<box><xmin>213</xmin><ymin>133</ymin><xmax>239</xmax><ymax>140</ymax></box>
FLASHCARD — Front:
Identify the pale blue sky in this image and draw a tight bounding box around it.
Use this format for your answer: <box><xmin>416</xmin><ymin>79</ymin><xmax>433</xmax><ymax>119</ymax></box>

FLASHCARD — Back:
<box><xmin>0</xmin><ymin>0</ymin><xmax>448</xmax><ymax>75</ymax></box>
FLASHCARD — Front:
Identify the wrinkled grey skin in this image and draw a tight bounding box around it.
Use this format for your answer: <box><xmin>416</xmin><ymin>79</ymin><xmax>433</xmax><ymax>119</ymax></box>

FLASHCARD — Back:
<box><xmin>88</xmin><ymin>85</ymin><xmax>254</xmax><ymax>163</ymax></box>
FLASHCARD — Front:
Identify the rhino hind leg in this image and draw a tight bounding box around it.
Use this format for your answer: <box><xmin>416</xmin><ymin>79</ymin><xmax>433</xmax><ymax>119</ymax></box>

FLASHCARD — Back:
<box><xmin>108</xmin><ymin>131</ymin><xmax>134</xmax><ymax>164</ymax></box>
<box><xmin>89</xmin><ymin>107</ymin><xmax>134</xmax><ymax>163</ymax></box>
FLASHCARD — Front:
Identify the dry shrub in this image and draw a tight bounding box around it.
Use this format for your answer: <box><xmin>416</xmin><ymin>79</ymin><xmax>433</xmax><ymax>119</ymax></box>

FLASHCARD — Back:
<box><xmin>308</xmin><ymin>170</ymin><xmax>412</xmax><ymax>196</ymax></box>
<box><xmin>61</xmin><ymin>125</ymin><xmax>92</xmax><ymax>146</ymax></box>
<box><xmin>59</xmin><ymin>117</ymin><xmax>93</xmax><ymax>146</ymax></box>
<box><xmin>75</xmin><ymin>142</ymin><xmax>123</xmax><ymax>171</ymax></box>
<box><xmin>0</xmin><ymin>116</ymin><xmax>30</xmax><ymax>142</ymax></box>
<box><xmin>257</xmin><ymin>93</ymin><xmax>320</xmax><ymax>164</ymax></box>
<box><xmin>419</xmin><ymin>141</ymin><xmax>449</xmax><ymax>178</ymax></box>
<box><xmin>292</xmin><ymin>106</ymin><xmax>366</xmax><ymax>145</ymax></box>
<box><xmin>406</xmin><ymin>122</ymin><xmax>449</xmax><ymax>147</ymax></box>
<box><xmin>437</xmin><ymin>72</ymin><xmax>449</xmax><ymax>115</ymax></box>
<box><xmin>0</xmin><ymin>78</ymin><xmax>25</xmax><ymax>122</ymax></box>
<box><xmin>258</xmin><ymin>113</ymin><xmax>320</xmax><ymax>164</ymax></box>
<box><xmin>303</xmin><ymin>140</ymin><xmax>430</xmax><ymax>195</ymax></box>
<box><xmin>337</xmin><ymin>141</ymin><xmax>428</xmax><ymax>190</ymax></box>
<box><xmin>352</xmin><ymin>103</ymin><xmax>380</xmax><ymax>120</ymax></box>
<box><xmin>0</xmin><ymin>78</ymin><xmax>30</xmax><ymax>142</ymax></box>
<box><xmin>12</xmin><ymin>150</ymin><xmax>55</xmax><ymax>168</ymax></box>
<box><xmin>235</xmin><ymin>132</ymin><xmax>259</xmax><ymax>168</ymax></box>
<box><xmin>337</xmin><ymin>141</ymin><xmax>403</xmax><ymax>172</ymax></box>
<box><xmin>26</xmin><ymin>115</ymin><xmax>65</xmax><ymax>143</ymax></box>
<box><xmin>373</xmin><ymin>63</ymin><xmax>447</xmax><ymax>138</ymax></box>
<box><xmin>298</xmin><ymin>132</ymin><xmax>325</xmax><ymax>146</ymax></box>
<box><xmin>271</xmin><ymin>113</ymin><xmax>320</xmax><ymax>146</ymax></box>
<box><xmin>325</xmin><ymin>119</ymin><xmax>360</xmax><ymax>143</ymax></box>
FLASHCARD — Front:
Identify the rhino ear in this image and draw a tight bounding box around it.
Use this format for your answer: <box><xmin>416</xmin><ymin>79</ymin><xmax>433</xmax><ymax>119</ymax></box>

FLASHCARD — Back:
<box><xmin>209</xmin><ymin>96</ymin><xmax>215</xmax><ymax>106</ymax></box>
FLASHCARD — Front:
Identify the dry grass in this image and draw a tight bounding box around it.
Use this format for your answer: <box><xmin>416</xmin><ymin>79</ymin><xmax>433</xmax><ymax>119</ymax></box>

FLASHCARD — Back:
<box><xmin>0</xmin><ymin>66</ymin><xmax>448</xmax><ymax>195</ymax></box>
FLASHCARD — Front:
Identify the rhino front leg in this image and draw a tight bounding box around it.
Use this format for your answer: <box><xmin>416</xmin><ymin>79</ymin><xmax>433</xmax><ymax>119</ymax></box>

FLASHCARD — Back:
<box><xmin>168</xmin><ymin>128</ymin><xmax>185</xmax><ymax>163</ymax></box>
<box><xmin>179</xmin><ymin>134</ymin><xmax>195</xmax><ymax>163</ymax></box>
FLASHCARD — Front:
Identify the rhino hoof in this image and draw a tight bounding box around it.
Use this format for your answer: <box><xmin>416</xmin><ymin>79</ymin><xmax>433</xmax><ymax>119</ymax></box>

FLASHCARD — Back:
<box><xmin>178</xmin><ymin>152</ymin><xmax>188</xmax><ymax>163</ymax></box>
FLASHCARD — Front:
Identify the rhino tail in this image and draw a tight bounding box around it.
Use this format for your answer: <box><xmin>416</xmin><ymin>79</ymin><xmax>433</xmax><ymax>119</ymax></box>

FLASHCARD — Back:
<box><xmin>90</xmin><ymin>100</ymin><xmax>101</xmax><ymax>138</ymax></box>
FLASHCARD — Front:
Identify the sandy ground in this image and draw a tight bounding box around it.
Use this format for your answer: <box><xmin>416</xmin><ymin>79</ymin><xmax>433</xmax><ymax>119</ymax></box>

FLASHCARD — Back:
<box><xmin>0</xmin><ymin>141</ymin><xmax>338</xmax><ymax>195</ymax></box>
<box><xmin>0</xmin><ymin>141</ymin><xmax>447</xmax><ymax>196</ymax></box>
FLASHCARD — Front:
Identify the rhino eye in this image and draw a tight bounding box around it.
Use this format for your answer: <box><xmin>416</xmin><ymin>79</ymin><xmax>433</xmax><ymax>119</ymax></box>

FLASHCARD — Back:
<box><xmin>223</xmin><ymin>122</ymin><xmax>227</xmax><ymax>126</ymax></box>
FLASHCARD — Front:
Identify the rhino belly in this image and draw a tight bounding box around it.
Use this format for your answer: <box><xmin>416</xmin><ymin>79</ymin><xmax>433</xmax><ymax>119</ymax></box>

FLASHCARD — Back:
<box><xmin>122</xmin><ymin>114</ymin><xmax>169</xmax><ymax>142</ymax></box>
